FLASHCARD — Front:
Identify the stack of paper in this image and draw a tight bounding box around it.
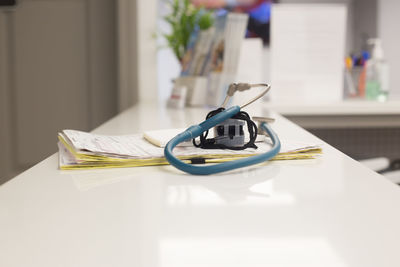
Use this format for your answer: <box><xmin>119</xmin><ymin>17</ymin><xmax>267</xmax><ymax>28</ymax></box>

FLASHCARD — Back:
<box><xmin>58</xmin><ymin>129</ymin><xmax>322</xmax><ymax>170</ymax></box>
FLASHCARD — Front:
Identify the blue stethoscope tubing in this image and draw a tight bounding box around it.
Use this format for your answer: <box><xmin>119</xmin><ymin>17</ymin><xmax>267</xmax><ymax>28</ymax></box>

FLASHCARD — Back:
<box><xmin>164</xmin><ymin>105</ymin><xmax>281</xmax><ymax>175</ymax></box>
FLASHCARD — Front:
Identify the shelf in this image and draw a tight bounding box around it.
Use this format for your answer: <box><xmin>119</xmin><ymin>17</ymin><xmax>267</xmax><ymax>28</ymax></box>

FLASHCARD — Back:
<box><xmin>262</xmin><ymin>99</ymin><xmax>400</xmax><ymax>128</ymax></box>
<box><xmin>263</xmin><ymin>99</ymin><xmax>400</xmax><ymax>116</ymax></box>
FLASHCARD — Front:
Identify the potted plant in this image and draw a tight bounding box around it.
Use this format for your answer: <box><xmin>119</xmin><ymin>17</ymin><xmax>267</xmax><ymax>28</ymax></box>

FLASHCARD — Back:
<box><xmin>163</xmin><ymin>0</ymin><xmax>214</xmax><ymax>63</ymax></box>
<box><xmin>162</xmin><ymin>0</ymin><xmax>214</xmax><ymax>107</ymax></box>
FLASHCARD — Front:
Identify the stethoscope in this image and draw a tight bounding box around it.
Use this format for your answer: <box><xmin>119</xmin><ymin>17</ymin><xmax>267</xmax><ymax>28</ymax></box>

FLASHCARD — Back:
<box><xmin>164</xmin><ymin>83</ymin><xmax>281</xmax><ymax>175</ymax></box>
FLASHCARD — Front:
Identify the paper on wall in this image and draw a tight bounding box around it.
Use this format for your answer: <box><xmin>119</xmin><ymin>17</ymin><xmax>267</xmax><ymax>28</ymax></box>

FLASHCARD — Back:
<box><xmin>270</xmin><ymin>4</ymin><xmax>347</xmax><ymax>103</ymax></box>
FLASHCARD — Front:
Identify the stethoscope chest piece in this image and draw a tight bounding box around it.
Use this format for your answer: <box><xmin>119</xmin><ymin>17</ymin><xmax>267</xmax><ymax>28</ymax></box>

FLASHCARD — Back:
<box><xmin>164</xmin><ymin>83</ymin><xmax>281</xmax><ymax>175</ymax></box>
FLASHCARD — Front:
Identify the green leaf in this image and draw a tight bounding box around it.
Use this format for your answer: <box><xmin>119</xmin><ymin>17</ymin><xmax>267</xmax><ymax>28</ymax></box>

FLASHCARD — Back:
<box><xmin>160</xmin><ymin>0</ymin><xmax>215</xmax><ymax>62</ymax></box>
<box><xmin>198</xmin><ymin>12</ymin><xmax>214</xmax><ymax>30</ymax></box>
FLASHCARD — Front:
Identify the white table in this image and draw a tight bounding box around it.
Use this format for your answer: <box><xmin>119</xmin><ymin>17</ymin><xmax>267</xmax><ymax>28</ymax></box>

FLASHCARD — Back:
<box><xmin>1</xmin><ymin>102</ymin><xmax>400</xmax><ymax>267</ymax></box>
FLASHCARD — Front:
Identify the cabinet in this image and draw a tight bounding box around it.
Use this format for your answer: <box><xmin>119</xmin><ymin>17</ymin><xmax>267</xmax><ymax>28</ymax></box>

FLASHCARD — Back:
<box><xmin>0</xmin><ymin>0</ymin><xmax>118</xmax><ymax>183</ymax></box>
<box><xmin>265</xmin><ymin>100</ymin><xmax>400</xmax><ymax>160</ymax></box>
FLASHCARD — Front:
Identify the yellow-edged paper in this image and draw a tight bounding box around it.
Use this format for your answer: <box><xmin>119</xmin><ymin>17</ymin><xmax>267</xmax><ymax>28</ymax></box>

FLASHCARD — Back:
<box><xmin>58</xmin><ymin>129</ymin><xmax>322</xmax><ymax>170</ymax></box>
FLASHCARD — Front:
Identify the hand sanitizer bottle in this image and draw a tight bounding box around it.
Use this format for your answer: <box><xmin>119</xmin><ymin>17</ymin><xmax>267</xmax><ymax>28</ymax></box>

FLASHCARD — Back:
<box><xmin>365</xmin><ymin>38</ymin><xmax>390</xmax><ymax>102</ymax></box>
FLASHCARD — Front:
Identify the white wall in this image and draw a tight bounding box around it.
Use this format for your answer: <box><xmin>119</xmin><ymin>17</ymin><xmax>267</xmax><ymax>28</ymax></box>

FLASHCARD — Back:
<box><xmin>117</xmin><ymin>0</ymin><xmax>158</xmax><ymax>109</ymax></box>
<box><xmin>137</xmin><ymin>0</ymin><xmax>159</xmax><ymax>103</ymax></box>
<box><xmin>378</xmin><ymin>0</ymin><xmax>400</xmax><ymax>98</ymax></box>
<box><xmin>157</xmin><ymin>0</ymin><xmax>181</xmax><ymax>104</ymax></box>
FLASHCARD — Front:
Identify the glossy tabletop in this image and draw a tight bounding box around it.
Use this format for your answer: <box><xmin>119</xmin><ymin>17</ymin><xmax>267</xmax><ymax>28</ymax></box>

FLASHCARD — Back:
<box><xmin>1</xmin><ymin>102</ymin><xmax>400</xmax><ymax>267</ymax></box>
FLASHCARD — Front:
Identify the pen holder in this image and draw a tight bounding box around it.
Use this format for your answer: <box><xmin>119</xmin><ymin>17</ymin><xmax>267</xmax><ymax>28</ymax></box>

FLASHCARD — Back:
<box><xmin>344</xmin><ymin>66</ymin><xmax>365</xmax><ymax>98</ymax></box>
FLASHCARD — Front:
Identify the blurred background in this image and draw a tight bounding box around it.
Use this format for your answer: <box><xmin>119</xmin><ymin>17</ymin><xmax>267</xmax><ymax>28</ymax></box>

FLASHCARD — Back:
<box><xmin>1</xmin><ymin>0</ymin><xmax>399</xmax><ymax>184</ymax></box>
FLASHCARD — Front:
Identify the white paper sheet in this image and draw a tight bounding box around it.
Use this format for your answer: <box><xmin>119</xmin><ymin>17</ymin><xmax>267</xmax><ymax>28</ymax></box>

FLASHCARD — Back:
<box><xmin>61</xmin><ymin>129</ymin><xmax>320</xmax><ymax>158</ymax></box>
<box><xmin>61</xmin><ymin>130</ymin><xmax>161</xmax><ymax>159</ymax></box>
<box><xmin>270</xmin><ymin>4</ymin><xmax>347</xmax><ymax>103</ymax></box>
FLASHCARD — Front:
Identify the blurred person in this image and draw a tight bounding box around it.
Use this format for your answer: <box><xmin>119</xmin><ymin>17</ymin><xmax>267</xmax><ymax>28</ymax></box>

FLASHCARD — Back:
<box><xmin>192</xmin><ymin>0</ymin><xmax>264</xmax><ymax>9</ymax></box>
<box><xmin>192</xmin><ymin>0</ymin><xmax>273</xmax><ymax>44</ymax></box>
